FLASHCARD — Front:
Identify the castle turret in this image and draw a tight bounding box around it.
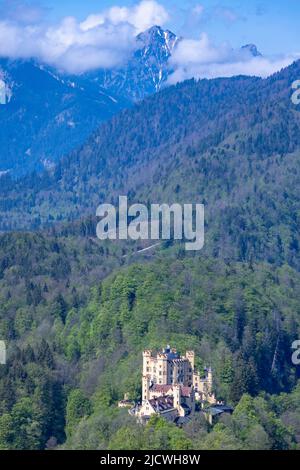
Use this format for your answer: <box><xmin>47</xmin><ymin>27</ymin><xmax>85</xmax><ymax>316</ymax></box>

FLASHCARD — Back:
<box><xmin>186</xmin><ymin>350</ymin><xmax>195</xmax><ymax>370</ymax></box>
<box><xmin>173</xmin><ymin>384</ymin><xmax>181</xmax><ymax>410</ymax></box>
<box><xmin>206</xmin><ymin>367</ymin><xmax>213</xmax><ymax>393</ymax></box>
<box><xmin>142</xmin><ymin>375</ymin><xmax>151</xmax><ymax>402</ymax></box>
<box><xmin>143</xmin><ymin>349</ymin><xmax>153</xmax><ymax>375</ymax></box>
<box><xmin>172</xmin><ymin>362</ymin><xmax>178</xmax><ymax>385</ymax></box>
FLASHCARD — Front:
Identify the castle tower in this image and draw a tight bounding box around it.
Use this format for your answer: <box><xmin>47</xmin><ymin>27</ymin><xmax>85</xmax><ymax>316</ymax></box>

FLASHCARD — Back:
<box><xmin>172</xmin><ymin>362</ymin><xmax>178</xmax><ymax>385</ymax></box>
<box><xmin>156</xmin><ymin>352</ymin><xmax>169</xmax><ymax>385</ymax></box>
<box><xmin>173</xmin><ymin>384</ymin><xmax>181</xmax><ymax>410</ymax></box>
<box><xmin>143</xmin><ymin>349</ymin><xmax>153</xmax><ymax>375</ymax></box>
<box><xmin>186</xmin><ymin>351</ymin><xmax>195</xmax><ymax>370</ymax></box>
<box><xmin>142</xmin><ymin>375</ymin><xmax>151</xmax><ymax>402</ymax></box>
<box><xmin>206</xmin><ymin>367</ymin><xmax>213</xmax><ymax>393</ymax></box>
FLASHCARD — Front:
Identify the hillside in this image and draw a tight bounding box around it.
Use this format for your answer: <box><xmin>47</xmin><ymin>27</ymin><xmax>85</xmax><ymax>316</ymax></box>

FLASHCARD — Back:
<box><xmin>0</xmin><ymin>235</ymin><xmax>299</xmax><ymax>449</ymax></box>
<box><xmin>1</xmin><ymin>0</ymin><xmax>300</xmax><ymax>455</ymax></box>
<box><xmin>1</xmin><ymin>60</ymin><xmax>300</xmax><ymax>269</ymax></box>
<box><xmin>0</xmin><ymin>59</ymin><xmax>130</xmax><ymax>176</ymax></box>
<box><xmin>1</xmin><ymin>54</ymin><xmax>300</xmax><ymax>452</ymax></box>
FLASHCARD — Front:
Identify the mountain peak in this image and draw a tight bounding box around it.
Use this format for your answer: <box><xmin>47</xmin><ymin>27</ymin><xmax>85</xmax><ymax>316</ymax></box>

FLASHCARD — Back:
<box><xmin>138</xmin><ymin>25</ymin><xmax>169</xmax><ymax>38</ymax></box>
<box><xmin>141</xmin><ymin>24</ymin><xmax>164</xmax><ymax>35</ymax></box>
<box><xmin>137</xmin><ymin>25</ymin><xmax>178</xmax><ymax>54</ymax></box>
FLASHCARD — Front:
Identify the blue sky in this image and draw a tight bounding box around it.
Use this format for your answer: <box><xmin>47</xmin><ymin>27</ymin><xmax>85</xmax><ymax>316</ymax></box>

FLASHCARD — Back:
<box><xmin>35</xmin><ymin>0</ymin><xmax>299</xmax><ymax>55</ymax></box>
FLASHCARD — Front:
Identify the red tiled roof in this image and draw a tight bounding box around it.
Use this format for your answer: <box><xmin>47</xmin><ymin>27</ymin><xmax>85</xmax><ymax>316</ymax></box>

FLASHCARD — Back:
<box><xmin>181</xmin><ymin>386</ymin><xmax>193</xmax><ymax>397</ymax></box>
<box><xmin>151</xmin><ymin>384</ymin><xmax>172</xmax><ymax>394</ymax></box>
<box><xmin>151</xmin><ymin>384</ymin><xmax>193</xmax><ymax>398</ymax></box>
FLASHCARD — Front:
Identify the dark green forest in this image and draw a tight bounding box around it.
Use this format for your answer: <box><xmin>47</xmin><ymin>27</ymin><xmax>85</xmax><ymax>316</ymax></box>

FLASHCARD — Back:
<box><xmin>1</xmin><ymin>60</ymin><xmax>300</xmax><ymax>449</ymax></box>
<box><xmin>0</xmin><ymin>234</ymin><xmax>300</xmax><ymax>449</ymax></box>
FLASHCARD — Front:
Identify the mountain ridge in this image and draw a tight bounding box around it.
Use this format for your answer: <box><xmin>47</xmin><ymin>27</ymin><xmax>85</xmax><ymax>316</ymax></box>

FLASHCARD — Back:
<box><xmin>1</xmin><ymin>59</ymin><xmax>300</xmax><ymax>268</ymax></box>
<box><xmin>0</xmin><ymin>26</ymin><xmax>178</xmax><ymax>176</ymax></box>
<box><xmin>0</xmin><ymin>25</ymin><xmax>263</xmax><ymax>177</ymax></box>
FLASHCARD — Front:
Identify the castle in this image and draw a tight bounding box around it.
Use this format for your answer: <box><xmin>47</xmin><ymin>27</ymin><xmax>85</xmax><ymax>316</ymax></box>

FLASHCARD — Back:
<box><xmin>133</xmin><ymin>345</ymin><xmax>215</xmax><ymax>423</ymax></box>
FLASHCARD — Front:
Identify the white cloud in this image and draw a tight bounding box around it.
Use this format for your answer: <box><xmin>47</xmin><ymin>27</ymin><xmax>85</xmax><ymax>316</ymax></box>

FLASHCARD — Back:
<box><xmin>0</xmin><ymin>1</ymin><xmax>298</xmax><ymax>80</ymax></box>
<box><xmin>171</xmin><ymin>33</ymin><xmax>231</xmax><ymax>66</ymax></box>
<box><xmin>80</xmin><ymin>0</ymin><xmax>169</xmax><ymax>33</ymax></box>
<box><xmin>0</xmin><ymin>0</ymin><xmax>169</xmax><ymax>74</ymax></box>
<box><xmin>169</xmin><ymin>34</ymin><xmax>299</xmax><ymax>83</ymax></box>
<box><xmin>81</xmin><ymin>0</ymin><xmax>169</xmax><ymax>33</ymax></box>
<box><xmin>0</xmin><ymin>17</ymin><xmax>134</xmax><ymax>73</ymax></box>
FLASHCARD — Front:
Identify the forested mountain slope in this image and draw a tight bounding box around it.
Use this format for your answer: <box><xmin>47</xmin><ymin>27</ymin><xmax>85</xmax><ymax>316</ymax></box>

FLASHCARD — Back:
<box><xmin>0</xmin><ymin>59</ymin><xmax>130</xmax><ymax>176</ymax></box>
<box><xmin>1</xmin><ymin>60</ymin><xmax>300</xmax><ymax>268</ymax></box>
<box><xmin>0</xmin><ymin>230</ymin><xmax>300</xmax><ymax>449</ymax></box>
<box><xmin>1</xmin><ymin>60</ymin><xmax>300</xmax><ymax>450</ymax></box>
<box><xmin>0</xmin><ymin>236</ymin><xmax>300</xmax><ymax>449</ymax></box>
